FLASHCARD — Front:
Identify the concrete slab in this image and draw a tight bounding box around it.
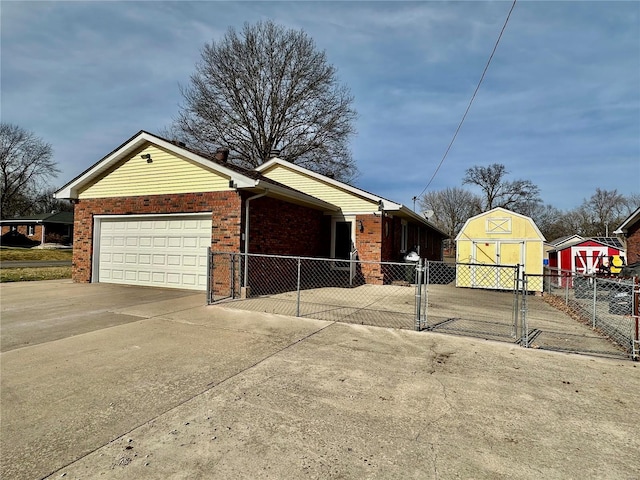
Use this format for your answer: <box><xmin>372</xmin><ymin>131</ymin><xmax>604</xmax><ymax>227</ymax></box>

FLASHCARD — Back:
<box><xmin>1</xmin><ymin>282</ymin><xmax>639</xmax><ymax>480</ymax></box>
<box><xmin>0</xmin><ymin>280</ymin><xmax>201</xmax><ymax>351</ymax></box>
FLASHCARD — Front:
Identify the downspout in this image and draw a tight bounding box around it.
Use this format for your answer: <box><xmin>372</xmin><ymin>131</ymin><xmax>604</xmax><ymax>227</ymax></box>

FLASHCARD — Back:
<box><xmin>243</xmin><ymin>190</ymin><xmax>268</xmax><ymax>287</ymax></box>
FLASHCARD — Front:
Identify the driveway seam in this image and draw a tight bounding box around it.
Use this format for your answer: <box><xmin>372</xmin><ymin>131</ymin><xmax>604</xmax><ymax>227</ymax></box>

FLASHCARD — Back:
<box><xmin>40</xmin><ymin>320</ymin><xmax>337</xmax><ymax>480</ymax></box>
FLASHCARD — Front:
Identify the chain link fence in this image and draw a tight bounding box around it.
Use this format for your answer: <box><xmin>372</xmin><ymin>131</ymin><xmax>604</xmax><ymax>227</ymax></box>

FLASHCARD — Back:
<box><xmin>522</xmin><ymin>268</ymin><xmax>639</xmax><ymax>359</ymax></box>
<box><xmin>207</xmin><ymin>251</ymin><xmax>639</xmax><ymax>360</ymax></box>
<box><xmin>208</xmin><ymin>251</ymin><xmax>426</xmax><ymax>330</ymax></box>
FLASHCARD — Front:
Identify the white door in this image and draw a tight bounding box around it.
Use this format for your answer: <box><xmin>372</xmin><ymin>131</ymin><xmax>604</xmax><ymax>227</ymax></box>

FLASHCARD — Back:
<box><xmin>94</xmin><ymin>214</ymin><xmax>212</xmax><ymax>290</ymax></box>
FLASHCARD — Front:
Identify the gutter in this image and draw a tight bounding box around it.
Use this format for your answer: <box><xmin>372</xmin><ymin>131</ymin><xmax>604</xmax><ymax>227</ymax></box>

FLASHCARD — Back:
<box><xmin>244</xmin><ymin>189</ymin><xmax>268</xmax><ymax>288</ymax></box>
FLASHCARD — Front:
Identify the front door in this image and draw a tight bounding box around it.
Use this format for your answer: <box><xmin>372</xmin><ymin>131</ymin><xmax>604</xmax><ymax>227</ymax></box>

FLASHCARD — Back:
<box><xmin>332</xmin><ymin>218</ymin><xmax>354</xmax><ymax>270</ymax></box>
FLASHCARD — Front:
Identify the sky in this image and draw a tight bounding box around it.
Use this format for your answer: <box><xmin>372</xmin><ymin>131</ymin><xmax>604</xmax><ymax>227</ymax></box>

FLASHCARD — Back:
<box><xmin>2</xmin><ymin>1</ymin><xmax>639</xmax><ymax>212</ymax></box>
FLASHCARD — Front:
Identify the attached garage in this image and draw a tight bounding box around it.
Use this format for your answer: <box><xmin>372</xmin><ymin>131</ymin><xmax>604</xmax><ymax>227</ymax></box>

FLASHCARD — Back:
<box><xmin>94</xmin><ymin>214</ymin><xmax>212</xmax><ymax>290</ymax></box>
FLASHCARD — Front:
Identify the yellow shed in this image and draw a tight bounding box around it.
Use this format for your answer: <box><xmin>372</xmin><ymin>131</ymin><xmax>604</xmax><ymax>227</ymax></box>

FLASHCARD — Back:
<box><xmin>455</xmin><ymin>207</ymin><xmax>546</xmax><ymax>290</ymax></box>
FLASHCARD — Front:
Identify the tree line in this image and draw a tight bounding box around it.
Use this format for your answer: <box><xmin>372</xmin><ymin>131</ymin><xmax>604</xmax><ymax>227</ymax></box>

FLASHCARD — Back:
<box><xmin>419</xmin><ymin>163</ymin><xmax>639</xmax><ymax>242</ymax></box>
<box><xmin>2</xmin><ymin>19</ymin><xmax>636</xmax><ymax>243</ymax></box>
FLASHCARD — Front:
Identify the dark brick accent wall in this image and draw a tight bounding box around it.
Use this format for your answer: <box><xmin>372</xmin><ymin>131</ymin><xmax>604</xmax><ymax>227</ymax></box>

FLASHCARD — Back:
<box><xmin>247</xmin><ymin>195</ymin><xmax>330</xmax><ymax>257</ymax></box>
<box><xmin>626</xmin><ymin>222</ymin><xmax>640</xmax><ymax>264</ymax></box>
<box><xmin>72</xmin><ymin>191</ymin><xmax>242</xmax><ymax>283</ymax></box>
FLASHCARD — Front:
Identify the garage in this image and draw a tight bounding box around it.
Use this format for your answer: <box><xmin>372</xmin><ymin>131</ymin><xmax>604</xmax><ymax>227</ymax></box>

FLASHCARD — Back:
<box><xmin>93</xmin><ymin>214</ymin><xmax>212</xmax><ymax>290</ymax></box>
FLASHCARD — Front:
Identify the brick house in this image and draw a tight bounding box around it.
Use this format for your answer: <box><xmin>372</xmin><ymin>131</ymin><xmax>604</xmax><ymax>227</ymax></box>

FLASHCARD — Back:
<box><xmin>0</xmin><ymin>211</ymin><xmax>74</xmax><ymax>246</ymax></box>
<box><xmin>54</xmin><ymin>131</ymin><xmax>446</xmax><ymax>291</ymax></box>
<box><xmin>614</xmin><ymin>207</ymin><xmax>640</xmax><ymax>265</ymax></box>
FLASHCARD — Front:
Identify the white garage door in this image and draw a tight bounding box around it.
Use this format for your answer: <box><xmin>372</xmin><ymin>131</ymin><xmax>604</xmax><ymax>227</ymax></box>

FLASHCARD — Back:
<box><xmin>95</xmin><ymin>214</ymin><xmax>212</xmax><ymax>290</ymax></box>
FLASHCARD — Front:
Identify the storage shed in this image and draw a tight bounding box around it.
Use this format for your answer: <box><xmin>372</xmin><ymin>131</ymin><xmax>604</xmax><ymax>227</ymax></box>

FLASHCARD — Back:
<box><xmin>547</xmin><ymin>237</ymin><xmax>626</xmax><ymax>275</ymax></box>
<box><xmin>455</xmin><ymin>207</ymin><xmax>545</xmax><ymax>290</ymax></box>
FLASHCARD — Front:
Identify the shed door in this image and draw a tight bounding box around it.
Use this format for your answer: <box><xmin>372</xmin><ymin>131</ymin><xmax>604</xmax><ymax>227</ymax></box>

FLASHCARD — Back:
<box><xmin>472</xmin><ymin>241</ymin><xmax>498</xmax><ymax>288</ymax></box>
<box><xmin>94</xmin><ymin>214</ymin><xmax>212</xmax><ymax>291</ymax></box>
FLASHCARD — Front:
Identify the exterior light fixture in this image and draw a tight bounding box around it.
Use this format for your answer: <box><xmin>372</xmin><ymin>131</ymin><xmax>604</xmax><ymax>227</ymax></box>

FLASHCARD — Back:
<box><xmin>141</xmin><ymin>153</ymin><xmax>152</xmax><ymax>163</ymax></box>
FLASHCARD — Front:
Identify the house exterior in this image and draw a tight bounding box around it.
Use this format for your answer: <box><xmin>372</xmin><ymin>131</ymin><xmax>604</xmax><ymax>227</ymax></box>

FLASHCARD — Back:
<box><xmin>54</xmin><ymin>131</ymin><xmax>446</xmax><ymax>291</ymax></box>
<box><xmin>614</xmin><ymin>207</ymin><xmax>640</xmax><ymax>264</ymax></box>
<box><xmin>547</xmin><ymin>237</ymin><xmax>626</xmax><ymax>275</ymax></box>
<box><xmin>0</xmin><ymin>211</ymin><xmax>74</xmax><ymax>246</ymax></box>
<box><xmin>455</xmin><ymin>207</ymin><xmax>545</xmax><ymax>290</ymax></box>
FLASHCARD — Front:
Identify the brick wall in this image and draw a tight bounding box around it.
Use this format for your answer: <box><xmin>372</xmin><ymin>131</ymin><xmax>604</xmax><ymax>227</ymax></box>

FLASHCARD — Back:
<box><xmin>72</xmin><ymin>191</ymin><xmax>242</xmax><ymax>283</ymax></box>
<box><xmin>355</xmin><ymin>214</ymin><xmax>383</xmax><ymax>283</ymax></box>
<box><xmin>626</xmin><ymin>222</ymin><xmax>640</xmax><ymax>264</ymax></box>
<box><xmin>247</xmin><ymin>196</ymin><xmax>330</xmax><ymax>257</ymax></box>
<box><xmin>0</xmin><ymin>225</ymin><xmax>42</xmax><ymax>240</ymax></box>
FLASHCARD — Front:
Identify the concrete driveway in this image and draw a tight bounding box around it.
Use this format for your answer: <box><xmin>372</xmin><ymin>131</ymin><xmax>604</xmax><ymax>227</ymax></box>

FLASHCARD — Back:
<box><xmin>1</xmin><ymin>280</ymin><xmax>639</xmax><ymax>480</ymax></box>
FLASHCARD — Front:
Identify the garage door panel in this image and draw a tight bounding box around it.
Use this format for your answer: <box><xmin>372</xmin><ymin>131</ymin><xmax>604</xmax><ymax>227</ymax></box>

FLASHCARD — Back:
<box><xmin>97</xmin><ymin>214</ymin><xmax>212</xmax><ymax>291</ymax></box>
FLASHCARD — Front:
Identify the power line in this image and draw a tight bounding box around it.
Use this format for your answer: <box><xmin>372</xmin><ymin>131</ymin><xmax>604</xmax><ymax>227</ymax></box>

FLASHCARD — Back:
<box><xmin>416</xmin><ymin>0</ymin><xmax>517</xmax><ymax>201</ymax></box>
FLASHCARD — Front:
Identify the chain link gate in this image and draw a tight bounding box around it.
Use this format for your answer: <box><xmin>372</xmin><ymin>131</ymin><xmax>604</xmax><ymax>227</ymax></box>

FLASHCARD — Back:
<box><xmin>423</xmin><ymin>262</ymin><xmax>520</xmax><ymax>342</ymax></box>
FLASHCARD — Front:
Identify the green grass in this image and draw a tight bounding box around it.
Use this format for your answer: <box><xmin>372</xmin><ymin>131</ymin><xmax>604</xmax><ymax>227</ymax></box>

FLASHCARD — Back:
<box><xmin>0</xmin><ymin>266</ymin><xmax>72</xmax><ymax>282</ymax></box>
<box><xmin>0</xmin><ymin>247</ymin><xmax>73</xmax><ymax>262</ymax></box>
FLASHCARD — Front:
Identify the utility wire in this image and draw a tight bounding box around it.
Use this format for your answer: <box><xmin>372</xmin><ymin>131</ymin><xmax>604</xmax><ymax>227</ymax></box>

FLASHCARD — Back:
<box><xmin>416</xmin><ymin>0</ymin><xmax>517</xmax><ymax>200</ymax></box>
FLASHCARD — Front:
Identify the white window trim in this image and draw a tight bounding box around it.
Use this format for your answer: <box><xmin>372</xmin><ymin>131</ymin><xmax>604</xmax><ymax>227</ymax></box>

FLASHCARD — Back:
<box><xmin>27</xmin><ymin>225</ymin><xmax>35</xmax><ymax>236</ymax></box>
<box><xmin>330</xmin><ymin>215</ymin><xmax>356</xmax><ymax>271</ymax></box>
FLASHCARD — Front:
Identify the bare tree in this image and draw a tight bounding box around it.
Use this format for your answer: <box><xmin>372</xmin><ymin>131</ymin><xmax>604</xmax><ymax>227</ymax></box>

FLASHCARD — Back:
<box><xmin>462</xmin><ymin>163</ymin><xmax>540</xmax><ymax>214</ymax></box>
<box><xmin>171</xmin><ymin>20</ymin><xmax>358</xmax><ymax>181</ymax></box>
<box><xmin>0</xmin><ymin>123</ymin><xmax>58</xmax><ymax>218</ymax></box>
<box><xmin>419</xmin><ymin>187</ymin><xmax>481</xmax><ymax>241</ymax></box>
<box><xmin>578</xmin><ymin>188</ymin><xmax>627</xmax><ymax>236</ymax></box>
<box><xmin>624</xmin><ymin>193</ymin><xmax>640</xmax><ymax>214</ymax></box>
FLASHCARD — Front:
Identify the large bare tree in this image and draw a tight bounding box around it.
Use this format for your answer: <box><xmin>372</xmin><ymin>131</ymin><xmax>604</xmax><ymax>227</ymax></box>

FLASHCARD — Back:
<box><xmin>463</xmin><ymin>163</ymin><xmax>540</xmax><ymax>214</ymax></box>
<box><xmin>0</xmin><ymin>123</ymin><xmax>58</xmax><ymax>218</ymax></box>
<box><xmin>419</xmin><ymin>187</ymin><xmax>481</xmax><ymax>241</ymax></box>
<box><xmin>578</xmin><ymin>188</ymin><xmax>627</xmax><ymax>236</ymax></box>
<box><xmin>171</xmin><ymin>20</ymin><xmax>358</xmax><ymax>181</ymax></box>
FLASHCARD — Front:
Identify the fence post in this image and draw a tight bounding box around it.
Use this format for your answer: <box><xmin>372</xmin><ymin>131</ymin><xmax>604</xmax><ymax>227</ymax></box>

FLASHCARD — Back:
<box><xmin>592</xmin><ymin>277</ymin><xmax>597</xmax><ymax>329</ymax></box>
<box><xmin>513</xmin><ymin>264</ymin><xmax>520</xmax><ymax>340</ymax></box>
<box><xmin>296</xmin><ymin>256</ymin><xmax>301</xmax><ymax>317</ymax></box>
<box><xmin>521</xmin><ymin>276</ymin><xmax>528</xmax><ymax>347</ymax></box>
<box><xmin>414</xmin><ymin>259</ymin><xmax>422</xmax><ymax>331</ymax></box>
<box><xmin>633</xmin><ymin>276</ymin><xmax>639</xmax><ymax>361</ymax></box>
<box><xmin>564</xmin><ymin>271</ymin><xmax>569</xmax><ymax>305</ymax></box>
<box><xmin>207</xmin><ymin>248</ymin><xmax>212</xmax><ymax>304</ymax></box>
<box><xmin>231</xmin><ymin>253</ymin><xmax>236</xmax><ymax>299</ymax></box>
<box><xmin>423</xmin><ymin>260</ymin><xmax>430</xmax><ymax>330</ymax></box>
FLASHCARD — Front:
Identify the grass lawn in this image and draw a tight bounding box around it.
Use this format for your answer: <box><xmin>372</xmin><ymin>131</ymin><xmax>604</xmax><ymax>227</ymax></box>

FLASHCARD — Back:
<box><xmin>0</xmin><ymin>267</ymin><xmax>72</xmax><ymax>282</ymax></box>
<box><xmin>0</xmin><ymin>247</ymin><xmax>73</xmax><ymax>282</ymax></box>
<box><xmin>0</xmin><ymin>247</ymin><xmax>73</xmax><ymax>262</ymax></box>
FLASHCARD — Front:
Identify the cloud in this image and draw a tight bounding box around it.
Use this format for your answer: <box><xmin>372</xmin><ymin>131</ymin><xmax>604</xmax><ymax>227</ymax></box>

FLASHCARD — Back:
<box><xmin>1</xmin><ymin>1</ymin><xmax>638</xmax><ymax>211</ymax></box>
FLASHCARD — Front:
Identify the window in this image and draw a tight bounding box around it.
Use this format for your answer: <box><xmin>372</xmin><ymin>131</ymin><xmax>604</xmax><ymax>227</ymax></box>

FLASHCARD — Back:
<box><xmin>10</xmin><ymin>225</ymin><xmax>17</xmax><ymax>232</ymax></box>
<box><xmin>400</xmin><ymin>220</ymin><xmax>408</xmax><ymax>253</ymax></box>
<box><xmin>27</xmin><ymin>225</ymin><xmax>35</xmax><ymax>236</ymax></box>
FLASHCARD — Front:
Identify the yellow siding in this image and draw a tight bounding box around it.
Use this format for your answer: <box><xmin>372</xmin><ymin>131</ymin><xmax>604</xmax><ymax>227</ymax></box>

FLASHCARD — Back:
<box><xmin>261</xmin><ymin>164</ymin><xmax>378</xmax><ymax>213</ymax></box>
<box><xmin>78</xmin><ymin>145</ymin><xmax>231</xmax><ymax>198</ymax></box>
<box><xmin>456</xmin><ymin>209</ymin><xmax>544</xmax><ymax>288</ymax></box>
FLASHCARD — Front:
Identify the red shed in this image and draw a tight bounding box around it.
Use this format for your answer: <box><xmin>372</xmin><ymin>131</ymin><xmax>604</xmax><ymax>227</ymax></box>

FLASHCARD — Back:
<box><xmin>548</xmin><ymin>237</ymin><xmax>626</xmax><ymax>285</ymax></box>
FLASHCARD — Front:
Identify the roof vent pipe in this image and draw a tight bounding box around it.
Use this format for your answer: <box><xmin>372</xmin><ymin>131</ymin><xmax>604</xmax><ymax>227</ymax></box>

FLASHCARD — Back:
<box><xmin>215</xmin><ymin>147</ymin><xmax>229</xmax><ymax>163</ymax></box>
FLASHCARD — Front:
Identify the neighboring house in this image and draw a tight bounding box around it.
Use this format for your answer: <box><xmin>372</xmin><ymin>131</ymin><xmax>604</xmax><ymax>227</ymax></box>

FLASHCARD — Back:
<box><xmin>0</xmin><ymin>211</ymin><xmax>74</xmax><ymax>246</ymax></box>
<box><xmin>54</xmin><ymin>130</ymin><xmax>447</xmax><ymax>291</ymax></box>
<box><xmin>455</xmin><ymin>207</ymin><xmax>546</xmax><ymax>290</ymax></box>
<box><xmin>614</xmin><ymin>207</ymin><xmax>640</xmax><ymax>265</ymax></box>
<box><xmin>547</xmin><ymin>237</ymin><xmax>626</xmax><ymax>275</ymax></box>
